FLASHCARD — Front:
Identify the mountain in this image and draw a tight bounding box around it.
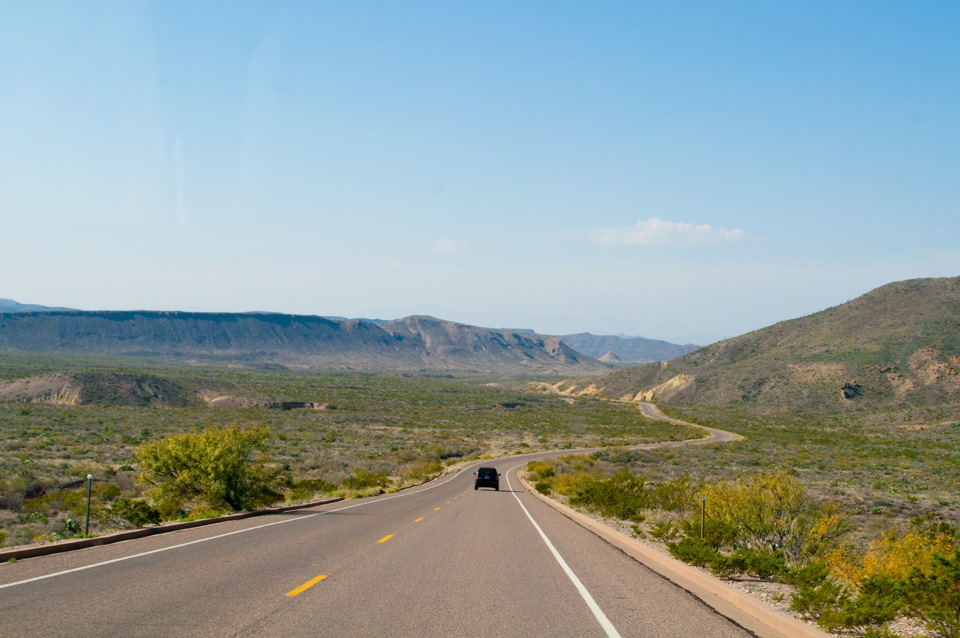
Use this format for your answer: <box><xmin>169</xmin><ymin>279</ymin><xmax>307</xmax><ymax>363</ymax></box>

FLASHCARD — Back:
<box><xmin>560</xmin><ymin>332</ymin><xmax>698</xmax><ymax>363</ymax></box>
<box><xmin>0</xmin><ymin>299</ymin><xmax>74</xmax><ymax>313</ymax></box>
<box><xmin>0</xmin><ymin>310</ymin><xmax>606</xmax><ymax>374</ymax></box>
<box><xmin>571</xmin><ymin>277</ymin><xmax>960</xmax><ymax>412</ymax></box>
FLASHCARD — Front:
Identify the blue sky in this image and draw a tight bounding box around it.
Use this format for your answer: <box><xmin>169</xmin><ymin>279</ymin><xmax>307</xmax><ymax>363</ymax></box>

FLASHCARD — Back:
<box><xmin>2</xmin><ymin>1</ymin><xmax>958</xmax><ymax>344</ymax></box>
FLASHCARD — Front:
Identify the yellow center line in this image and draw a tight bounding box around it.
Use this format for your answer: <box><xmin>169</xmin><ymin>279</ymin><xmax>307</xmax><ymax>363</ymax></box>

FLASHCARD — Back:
<box><xmin>415</xmin><ymin>517</ymin><xmax>424</xmax><ymax>522</ymax></box>
<box><xmin>286</xmin><ymin>574</ymin><xmax>327</xmax><ymax>597</ymax></box>
<box><xmin>434</xmin><ymin>507</ymin><xmax>441</xmax><ymax>511</ymax></box>
<box><xmin>378</xmin><ymin>534</ymin><xmax>394</xmax><ymax>543</ymax></box>
<box><xmin>446</xmin><ymin>501</ymin><xmax>451</xmax><ymax>504</ymax></box>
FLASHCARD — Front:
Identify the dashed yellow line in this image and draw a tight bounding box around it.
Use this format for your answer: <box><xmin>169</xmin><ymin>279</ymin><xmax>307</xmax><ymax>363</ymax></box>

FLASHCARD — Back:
<box><xmin>434</xmin><ymin>507</ymin><xmax>441</xmax><ymax>511</ymax></box>
<box><xmin>415</xmin><ymin>517</ymin><xmax>425</xmax><ymax>522</ymax></box>
<box><xmin>286</xmin><ymin>574</ymin><xmax>327</xmax><ymax>597</ymax></box>
<box><xmin>378</xmin><ymin>534</ymin><xmax>394</xmax><ymax>543</ymax></box>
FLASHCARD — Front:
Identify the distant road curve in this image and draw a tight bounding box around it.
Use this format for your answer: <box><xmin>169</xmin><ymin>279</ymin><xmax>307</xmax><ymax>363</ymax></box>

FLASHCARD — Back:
<box><xmin>636</xmin><ymin>401</ymin><xmax>744</xmax><ymax>444</ymax></box>
<box><xmin>534</xmin><ymin>381</ymin><xmax>744</xmax><ymax>447</ymax></box>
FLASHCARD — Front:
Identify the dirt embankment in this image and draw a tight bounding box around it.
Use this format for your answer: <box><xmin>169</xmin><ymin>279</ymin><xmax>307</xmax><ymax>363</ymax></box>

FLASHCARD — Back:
<box><xmin>0</xmin><ymin>373</ymin><xmax>80</xmax><ymax>405</ymax></box>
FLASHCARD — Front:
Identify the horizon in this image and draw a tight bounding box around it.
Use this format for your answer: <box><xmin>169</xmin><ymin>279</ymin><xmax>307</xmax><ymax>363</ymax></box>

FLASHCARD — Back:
<box><xmin>2</xmin><ymin>2</ymin><xmax>958</xmax><ymax>345</ymax></box>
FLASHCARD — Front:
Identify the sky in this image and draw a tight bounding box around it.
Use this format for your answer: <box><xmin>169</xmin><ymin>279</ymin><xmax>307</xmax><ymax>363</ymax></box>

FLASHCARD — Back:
<box><xmin>1</xmin><ymin>1</ymin><xmax>958</xmax><ymax>344</ymax></box>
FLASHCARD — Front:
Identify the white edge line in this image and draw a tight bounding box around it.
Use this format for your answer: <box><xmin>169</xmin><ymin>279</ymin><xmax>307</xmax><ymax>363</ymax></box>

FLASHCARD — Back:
<box><xmin>506</xmin><ymin>465</ymin><xmax>623</xmax><ymax>638</ymax></box>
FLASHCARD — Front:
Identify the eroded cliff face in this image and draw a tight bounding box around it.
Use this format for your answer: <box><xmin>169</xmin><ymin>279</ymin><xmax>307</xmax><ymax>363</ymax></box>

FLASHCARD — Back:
<box><xmin>632</xmin><ymin>374</ymin><xmax>696</xmax><ymax>402</ymax></box>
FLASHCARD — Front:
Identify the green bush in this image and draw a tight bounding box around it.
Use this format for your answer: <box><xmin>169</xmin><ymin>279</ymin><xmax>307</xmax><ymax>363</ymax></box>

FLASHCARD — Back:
<box><xmin>649</xmin><ymin>520</ymin><xmax>681</xmax><ymax>542</ymax></box>
<box><xmin>711</xmin><ymin>548</ymin><xmax>787</xmax><ymax>580</ymax></box>
<box><xmin>93</xmin><ymin>483</ymin><xmax>122</xmax><ymax>501</ymax></box>
<box><xmin>569</xmin><ymin>469</ymin><xmax>651</xmax><ymax>522</ymax></box>
<box><xmin>901</xmin><ymin>550</ymin><xmax>960</xmax><ymax>638</ymax></box>
<box><xmin>826</xmin><ymin>575</ymin><xmax>903</xmax><ymax>632</ymax></box>
<box><xmin>787</xmin><ymin>561</ymin><xmax>848</xmax><ymax>624</ymax></box>
<box><xmin>527</xmin><ymin>460</ymin><xmax>555</xmax><ymax>481</ymax></box>
<box><xmin>111</xmin><ymin>498</ymin><xmax>161</xmax><ymax>527</ymax></box>
<box><xmin>535</xmin><ymin>481</ymin><xmax>552</xmax><ymax>495</ymax></box>
<box><xmin>288</xmin><ymin>478</ymin><xmax>336</xmax><ymax>501</ymax></box>
<box><xmin>137</xmin><ymin>425</ymin><xmax>288</xmax><ymax>512</ymax></box>
<box><xmin>60</xmin><ymin>518</ymin><xmax>81</xmax><ymax>536</ymax></box>
<box><xmin>345</xmin><ymin>469</ymin><xmax>391</xmax><ymax>490</ymax></box>
<box><xmin>667</xmin><ymin>536</ymin><xmax>720</xmax><ymax>567</ymax></box>
<box><xmin>680</xmin><ymin>517</ymin><xmax>738</xmax><ymax>551</ymax></box>
<box><xmin>156</xmin><ymin>500</ymin><xmax>184</xmax><ymax>521</ymax></box>
<box><xmin>651</xmin><ymin>474</ymin><xmax>698</xmax><ymax>512</ymax></box>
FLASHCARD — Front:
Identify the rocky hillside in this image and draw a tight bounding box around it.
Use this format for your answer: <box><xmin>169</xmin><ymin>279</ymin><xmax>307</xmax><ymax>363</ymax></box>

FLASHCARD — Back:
<box><xmin>560</xmin><ymin>332</ymin><xmax>698</xmax><ymax>362</ymax></box>
<box><xmin>381</xmin><ymin>316</ymin><xmax>591</xmax><ymax>371</ymax></box>
<box><xmin>565</xmin><ymin>277</ymin><xmax>960</xmax><ymax>412</ymax></box>
<box><xmin>0</xmin><ymin>311</ymin><xmax>606</xmax><ymax>374</ymax></box>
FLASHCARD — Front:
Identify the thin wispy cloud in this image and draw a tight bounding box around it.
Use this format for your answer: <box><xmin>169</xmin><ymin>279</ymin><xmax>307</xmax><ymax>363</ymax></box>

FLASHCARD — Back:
<box><xmin>586</xmin><ymin>217</ymin><xmax>744</xmax><ymax>247</ymax></box>
<box><xmin>434</xmin><ymin>238</ymin><xmax>467</xmax><ymax>254</ymax></box>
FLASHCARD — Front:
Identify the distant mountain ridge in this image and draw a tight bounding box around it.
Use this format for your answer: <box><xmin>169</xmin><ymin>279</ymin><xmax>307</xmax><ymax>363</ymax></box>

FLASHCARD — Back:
<box><xmin>0</xmin><ymin>299</ymin><xmax>74</xmax><ymax>313</ymax></box>
<box><xmin>0</xmin><ymin>309</ymin><xmax>605</xmax><ymax>374</ymax></box>
<box><xmin>560</xmin><ymin>332</ymin><xmax>698</xmax><ymax>363</ymax></box>
<box><xmin>568</xmin><ymin>277</ymin><xmax>960</xmax><ymax>412</ymax></box>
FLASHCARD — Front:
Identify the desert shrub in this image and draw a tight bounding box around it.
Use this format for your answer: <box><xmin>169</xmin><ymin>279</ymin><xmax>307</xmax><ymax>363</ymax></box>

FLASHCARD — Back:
<box><xmin>535</xmin><ymin>481</ymin><xmax>552</xmax><ymax>495</ymax></box>
<box><xmin>155</xmin><ymin>499</ymin><xmax>184</xmax><ymax>521</ymax></box>
<box><xmin>787</xmin><ymin>561</ymin><xmax>846</xmax><ymax>621</ymax></box>
<box><xmin>345</xmin><ymin>469</ymin><xmax>391</xmax><ymax>490</ymax></box>
<box><xmin>829</xmin><ymin>514</ymin><xmax>958</xmax><ymax>586</ymax></box>
<box><xmin>399</xmin><ymin>459</ymin><xmax>442</xmax><ymax>485</ymax></box>
<box><xmin>552</xmin><ymin>467</ymin><xmax>605</xmax><ymax>498</ymax></box>
<box><xmin>288</xmin><ymin>478</ymin><xmax>336</xmax><ymax>501</ymax></box>
<box><xmin>680</xmin><ymin>517</ymin><xmax>738</xmax><ymax>551</ymax></box>
<box><xmin>569</xmin><ymin>469</ymin><xmax>651</xmax><ymax>522</ymax></box>
<box><xmin>711</xmin><ymin>548</ymin><xmax>787</xmax><ymax>580</ymax></box>
<box><xmin>526</xmin><ymin>460</ymin><xmax>555</xmax><ymax>481</ymax></box>
<box><xmin>651</xmin><ymin>473</ymin><xmax>699</xmax><ymax>513</ymax></box>
<box><xmin>667</xmin><ymin>536</ymin><xmax>720</xmax><ymax>567</ymax></box>
<box><xmin>826</xmin><ymin>575</ymin><xmax>904</xmax><ymax>631</ymax></box>
<box><xmin>649</xmin><ymin>520</ymin><xmax>681</xmax><ymax>542</ymax></box>
<box><xmin>704</xmin><ymin>469</ymin><xmax>848</xmax><ymax>563</ymax></box>
<box><xmin>111</xmin><ymin>498</ymin><xmax>161</xmax><ymax>527</ymax></box>
<box><xmin>60</xmin><ymin>517</ymin><xmax>81</xmax><ymax>536</ymax></box>
<box><xmin>901</xmin><ymin>550</ymin><xmax>960</xmax><ymax>638</ymax></box>
<box><xmin>93</xmin><ymin>483</ymin><xmax>122</xmax><ymax>501</ymax></box>
<box><xmin>557</xmin><ymin>454</ymin><xmax>598</xmax><ymax>472</ymax></box>
<box><xmin>136</xmin><ymin>424</ymin><xmax>288</xmax><ymax>512</ymax></box>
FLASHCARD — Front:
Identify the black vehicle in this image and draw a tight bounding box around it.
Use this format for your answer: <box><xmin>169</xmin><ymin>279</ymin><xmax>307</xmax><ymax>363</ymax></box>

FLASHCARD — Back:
<box><xmin>474</xmin><ymin>467</ymin><xmax>500</xmax><ymax>491</ymax></box>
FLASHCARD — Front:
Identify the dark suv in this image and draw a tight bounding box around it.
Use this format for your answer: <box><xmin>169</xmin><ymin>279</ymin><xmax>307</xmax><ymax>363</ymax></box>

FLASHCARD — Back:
<box><xmin>474</xmin><ymin>467</ymin><xmax>500</xmax><ymax>491</ymax></box>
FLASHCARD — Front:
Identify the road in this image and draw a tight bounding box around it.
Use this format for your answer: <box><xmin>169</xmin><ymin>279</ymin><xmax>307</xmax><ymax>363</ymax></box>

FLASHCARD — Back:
<box><xmin>1</xmin><ymin>465</ymin><xmax>753</xmax><ymax>637</ymax></box>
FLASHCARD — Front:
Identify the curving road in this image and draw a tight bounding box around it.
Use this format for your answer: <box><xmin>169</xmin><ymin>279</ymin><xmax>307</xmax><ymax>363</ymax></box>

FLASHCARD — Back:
<box><xmin>0</xmin><ymin>403</ymin><xmax>755</xmax><ymax>637</ymax></box>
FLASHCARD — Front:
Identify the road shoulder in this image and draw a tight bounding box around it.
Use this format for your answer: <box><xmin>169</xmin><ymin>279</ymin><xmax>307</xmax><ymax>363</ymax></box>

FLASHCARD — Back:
<box><xmin>518</xmin><ymin>473</ymin><xmax>829</xmax><ymax>638</ymax></box>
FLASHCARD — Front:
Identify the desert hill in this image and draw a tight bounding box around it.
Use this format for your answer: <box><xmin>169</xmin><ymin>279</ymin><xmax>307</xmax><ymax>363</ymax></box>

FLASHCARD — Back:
<box><xmin>567</xmin><ymin>277</ymin><xmax>960</xmax><ymax>412</ymax></box>
<box><xmin>0</xmin><ymin>310</ymin><xmax>605</xmax><ymax>374</ymax></box>
<box><xmin>0</xmin><ymin>371</ymin><xmax>194</xmax><ymax>407</ymax></box>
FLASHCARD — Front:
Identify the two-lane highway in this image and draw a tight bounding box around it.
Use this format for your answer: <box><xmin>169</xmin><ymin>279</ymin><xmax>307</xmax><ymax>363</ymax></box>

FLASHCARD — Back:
<box><xmin>1</xmin><ymin>461</ymin><xmax>752</xmax><ymax>637</ymax></box>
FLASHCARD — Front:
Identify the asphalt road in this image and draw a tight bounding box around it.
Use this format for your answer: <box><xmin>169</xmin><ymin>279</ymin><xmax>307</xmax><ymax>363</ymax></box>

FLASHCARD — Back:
<box><xmin>0</xmin><ymin>459</ymin><xmax>753</xmax><ymax>638</ymax></box>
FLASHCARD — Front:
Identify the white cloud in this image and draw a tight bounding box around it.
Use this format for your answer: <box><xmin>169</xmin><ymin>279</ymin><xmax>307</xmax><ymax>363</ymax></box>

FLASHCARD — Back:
<box><xmin>586</xmin><ymin>217</ymin><xmax>744</xmax><ymax>247</ymax></box>
<box><xmin>434</xmin><ymin>238</ymin><xmax>467</xmax><ymax>254</ymax></box>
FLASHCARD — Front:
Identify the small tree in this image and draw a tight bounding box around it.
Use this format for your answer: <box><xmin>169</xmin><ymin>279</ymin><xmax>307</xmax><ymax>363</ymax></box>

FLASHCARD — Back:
<box><xmin>136</xmin><ymin>425</ymin><xmax>288</xmax><ymax>515</ymax></box>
